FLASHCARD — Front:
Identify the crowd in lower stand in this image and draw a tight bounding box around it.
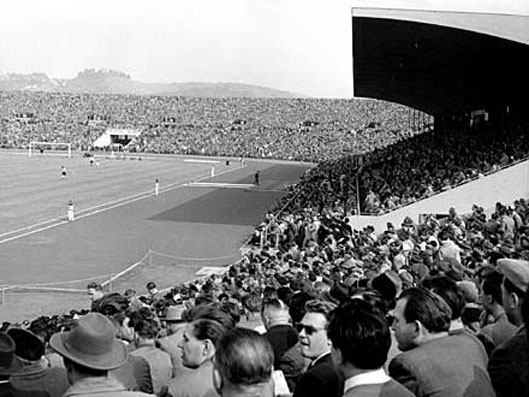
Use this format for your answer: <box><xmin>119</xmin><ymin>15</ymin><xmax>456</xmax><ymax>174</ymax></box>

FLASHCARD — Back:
<box><xmin>2</xmin><ymin>192</ymin><xmax>529</xmax><ymax>397</ymax></box>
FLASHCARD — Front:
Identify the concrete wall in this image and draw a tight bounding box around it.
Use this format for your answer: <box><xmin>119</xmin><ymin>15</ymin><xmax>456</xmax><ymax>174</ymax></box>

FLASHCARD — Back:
<box><xmin>349</xmin><ymin>160</ymin><xmax>529</xmax><ymax>231</ymax></box>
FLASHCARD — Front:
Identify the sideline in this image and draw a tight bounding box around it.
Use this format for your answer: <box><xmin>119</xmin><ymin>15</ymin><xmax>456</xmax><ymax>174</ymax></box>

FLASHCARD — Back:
<box><xmin>0</xmin><ymin>164</ymin><xmax>245</xmax><ymax>246</ymax></box>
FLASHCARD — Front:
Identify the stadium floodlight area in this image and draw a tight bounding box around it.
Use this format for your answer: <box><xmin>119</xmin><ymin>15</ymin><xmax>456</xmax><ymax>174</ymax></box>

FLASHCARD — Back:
<box><xmin>28</xmin><ymin>142</ymin><xmax>72</xmax><ymax>158</ymax></box>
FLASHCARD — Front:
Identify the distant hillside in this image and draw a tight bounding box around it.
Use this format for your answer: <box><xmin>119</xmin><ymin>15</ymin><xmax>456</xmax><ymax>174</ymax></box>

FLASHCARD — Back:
<box><xmin>0</xmin><ymin>69</ymin><xmax>305</xmax><ymax>98</ymax></box>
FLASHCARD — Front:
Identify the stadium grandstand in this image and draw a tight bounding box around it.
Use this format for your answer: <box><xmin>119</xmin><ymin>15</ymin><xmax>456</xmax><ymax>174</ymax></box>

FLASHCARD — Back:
<box><xmin>1</xmin><ymin>5</ymin><xmax>529</xmax><ymax>397</ymax></box>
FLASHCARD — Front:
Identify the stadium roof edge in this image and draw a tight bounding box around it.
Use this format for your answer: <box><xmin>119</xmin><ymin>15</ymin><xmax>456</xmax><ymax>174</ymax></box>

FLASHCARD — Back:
<box><xmin>352</xmin><ymin>8</ymin><xmax>529</xmax><ymax>116</ymax></box>
<box><xmin>352</xmin><ymin>8</ymin><xmax>529</xmax><ymax>45</ymax></box>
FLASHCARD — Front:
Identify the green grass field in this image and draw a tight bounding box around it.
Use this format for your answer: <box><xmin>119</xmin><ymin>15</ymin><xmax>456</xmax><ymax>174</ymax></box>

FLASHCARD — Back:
<box><xmin>0</xmin><ymin>151</ymin><xmax>311</xmax><ymax>322</ymax></box>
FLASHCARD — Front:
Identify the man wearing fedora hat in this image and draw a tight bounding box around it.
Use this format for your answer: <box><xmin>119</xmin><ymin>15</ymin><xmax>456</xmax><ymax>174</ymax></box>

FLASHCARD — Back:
<box><xmin>90</xmin><ymin>294</ymin><xmax>154</xmax><ymax>394</ymax></box>
<box><xmin>50</xmin><ymin>313</ymin><xmax>154</xmax><ymax>397</ymax></box>
<box><xmin>0</xmin><ymin>332</ymin><xmax>49</xmax><ymax>397</ymax></box>
<box><xmin>8</xmin><ymin>328</ymin><xmax>69</xmax><ymax>397</ymax></box>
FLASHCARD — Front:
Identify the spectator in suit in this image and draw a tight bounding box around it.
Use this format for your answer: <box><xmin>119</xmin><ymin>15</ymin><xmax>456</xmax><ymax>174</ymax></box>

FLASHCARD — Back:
<box><xmin>327</xmin><ymin>299</ymin><xmax>413</xmax><ymax>397</ymax></box>
<box><xmin>129</xmin><ymin>309</ymin><xmax>172</xmax><ymax>396</ymax></box>
<box><xmin>389</xmin><ymin>288</ymin><xmax>495</xmax><ymax>397</ymax></box>
<box><xmin>261</xmin><ymin>298</ymin><xmax>304</xmax><ymax>393</ymax></box>
<box><xmin>213</xmin><ymin>328</ymin><xmax>274</xmax><ymax>397</ymax></box>
<box><xmin>479</xmin><ymin>270</ymin><xmax>517</xmax><ymax>349</ymax></box>
<box><xmin>157</xmin><ymin>305</ymin><xmax>189</xmax><ymax>378</ymax></box>
<box><xmin>86</xmin><ymin>282</ymin><xmax>104</xmax><ymax>304</ymax></box>
<box><xmin>488</xmin><ymin>258</ymin><xmax>529</xmax><ymax>397</ymax></box>
<box><xmin>145</xmin><ymin>282</ymin><xmax>165</xmax><ymax>308</ymax></box>
<box><xmin>293</xmin><ymin>299</ymin><xmax>343</xmax><ymax>397</ymax></box>
<box><xmin>91</xmin><ymin>293</ymin><xmax>154</xmax><ymax>394</ymax></box>
<box><xmin>49</xmin><ymin>313</ymin><xmax>153</xmax><ymax>397</ymax></box>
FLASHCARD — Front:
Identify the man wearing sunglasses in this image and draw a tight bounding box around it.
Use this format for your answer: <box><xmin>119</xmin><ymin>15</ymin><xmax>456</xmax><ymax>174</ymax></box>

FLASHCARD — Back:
<box><xmin>293</xmin><ymin>300</ymin><xmax>343</xmax><ymax>397</ymax></box>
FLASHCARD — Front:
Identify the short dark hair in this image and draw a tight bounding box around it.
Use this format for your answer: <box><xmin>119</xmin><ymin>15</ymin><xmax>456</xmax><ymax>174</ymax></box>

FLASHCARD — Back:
<box><xmin>146</xmin><ymin>282</ymin><xmax>156</xmax><ymax>290</ymax></box>
<box><xmin>422</xmin><ymin>276</ymin><xmax>465</xmax><ymax>320</ymax></box>
<box><xmin>351</xmin><ymin>289</ymin><xmax>388</xmax><ymax>314</ymax></box>
<box><xmin>129</xmin><ymin>308</ymin><xmax>159</xmax><ymax>339</ymax></box>
<box><xmin>261</xmin><ymin>298</ymin><xmax>288</xmax><ymax>313</ymax></box>
<box><xmin>277</xmin><ymin>286</ymin><xmax>293</xmax><ymax>307</ymax></box>
<box><xmin>522</xmin><ymin>288</ymin><xmax>529</xmax><ymax>331</ymax></box>
<box><xmin>304</xmin><ymin>299</ymin><xmax>337</xmax><ymax>319</ymax></box>
<box><xmin>399</xmin><ymin>288</ymin><xmax>451</xmax><ymax>333</ymax></box>
<box><xmin>327</xmin><ymin>300</ymin><xmax>390</xmax><ymax>370</ymax></box>
<box><xmin>91</xmin><ymin>293</ymin><xmax>129</xmax><ymax>317</ymax></box>
<box><xmin>482</xmin><ymin>271</ymin><xmax>503</xmax><ymax>305</ymax></box>
<box><xmin>191</xmin><ymin>319</ymin><xmax>226</xmax><ymax>346</ymax></box>
<box><xmin>503</xmin><ymin>277</ymin><xmax>526</xmax><ymax>300</ymax></box>
<box><xmin>289</xmin><ymin>291</ymin><xmax>315</xmax><ymax>324</ymax></box>
<box><xmin>131</xmin><ymin>317</ymin><xmax>159</xmax><ymax>339</ymax></box>
<box><xmin>86</xmin><ymin>282</ymin><xmax>102</xmax><ymax>290</ymax></box>
<box><xmin>220</xmin><ymin>301</ymin><xmax>241</xmax><ymax>325</ymax></box>
<box><xmin>242</xmin><ymin>293</ymin><xmax>262</xmax><ymax>313</ymax></box>
<box><xmin>188</xmin><ymin>303</ymin><xmax>235</xmax><ymax>329</ymax></box>
<box><xmin>215</xmin><ymin>328</ymin><xmax>273</xmax><ymax>386</ymax></box>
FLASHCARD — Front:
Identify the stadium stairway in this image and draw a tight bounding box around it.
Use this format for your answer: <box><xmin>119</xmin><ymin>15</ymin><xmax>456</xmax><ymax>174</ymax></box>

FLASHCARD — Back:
<box><xmin>349</xmin><ymin>159</ymin><xmax>529</xmax><ymax>231</ymax></box>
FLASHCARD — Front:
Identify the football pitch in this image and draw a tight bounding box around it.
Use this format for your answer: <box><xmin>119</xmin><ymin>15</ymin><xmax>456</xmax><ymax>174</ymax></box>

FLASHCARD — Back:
<box><xmin>0</xmin><ymin>151</ymin><xmax>312</xmax><ymax>321</ymax></box>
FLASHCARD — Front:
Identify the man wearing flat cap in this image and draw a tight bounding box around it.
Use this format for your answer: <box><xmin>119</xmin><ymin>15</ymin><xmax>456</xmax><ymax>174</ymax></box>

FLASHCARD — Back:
<box><xmin>50</xmin><ymin>312</ymin><xmax>154</xmax><ymax>397</ymax></box>
<box><xmin>488</xmin><ymin>258</ymin><xmax>529</xmax><ymax>397</ymax></box>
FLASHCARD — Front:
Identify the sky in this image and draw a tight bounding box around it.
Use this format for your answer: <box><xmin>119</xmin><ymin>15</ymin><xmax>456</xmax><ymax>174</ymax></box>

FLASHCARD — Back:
<box><xmin>0</xmin><ymin>0</ymin><xmax>527</xmax><ymax>98</ymax></box>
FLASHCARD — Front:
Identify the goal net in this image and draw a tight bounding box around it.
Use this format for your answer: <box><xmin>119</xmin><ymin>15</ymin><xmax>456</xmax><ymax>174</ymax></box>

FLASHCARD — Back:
<box><xmin>29</xmin><ymin>142</ymin><xmax>72</xmax><ymax>158</ymax></box>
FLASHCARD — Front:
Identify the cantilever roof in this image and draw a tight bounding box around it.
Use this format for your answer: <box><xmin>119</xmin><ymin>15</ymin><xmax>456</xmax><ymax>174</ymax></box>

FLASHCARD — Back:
<box><xmin>352</xmin><ymin>8</ymin><xmax>529</xmax><ymax>115</ymax></box>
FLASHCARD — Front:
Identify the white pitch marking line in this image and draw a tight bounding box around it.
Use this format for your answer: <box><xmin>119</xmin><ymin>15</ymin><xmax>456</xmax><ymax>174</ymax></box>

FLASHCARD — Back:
<box><xmin>184</xmin><ymin>159</ymin><xmax>221</xmax><ymax>164</ymax></box>
<box><xmin>0</xmin><ymin>164</ymin><xmax>244</xmax><ymax>245</ymax></box>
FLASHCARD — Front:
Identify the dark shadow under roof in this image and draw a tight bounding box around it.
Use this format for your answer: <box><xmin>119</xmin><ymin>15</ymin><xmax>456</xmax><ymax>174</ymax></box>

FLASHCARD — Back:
<box><xmin>352</xmin><ymin>9</ymin><xmax>529</xmax><ymax>116</ymax></box>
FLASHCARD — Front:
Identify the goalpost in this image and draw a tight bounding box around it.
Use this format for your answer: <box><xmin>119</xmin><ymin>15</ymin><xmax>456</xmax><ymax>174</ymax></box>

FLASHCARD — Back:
<box><xmin>28</xmin><ymin>142</ymin><xmax>72</xmax><ymax>158</ymax></box>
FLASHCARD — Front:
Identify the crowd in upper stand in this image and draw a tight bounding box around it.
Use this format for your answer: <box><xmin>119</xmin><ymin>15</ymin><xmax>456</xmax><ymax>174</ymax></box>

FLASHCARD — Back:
<box><xmin>282</xmin><ymin>120</ymin><xmax>529</xmax><ymax>214</ymax></box>
<box><xmin>0</xmin><ymin>91</ymin><xmax>414</xmax><ymax>161</ymax></box>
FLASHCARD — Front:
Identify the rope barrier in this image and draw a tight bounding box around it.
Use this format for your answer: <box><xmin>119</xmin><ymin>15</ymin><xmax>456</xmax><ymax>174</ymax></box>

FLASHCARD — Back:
<box><xmin>101</xmin><ymin>250</ymin><xmax>152</xmax><ymax>289</ymax></box>
<box><xmin>4</xmin><ymin>274</ymin><xmax>113</xmax><ymax>289</ymax></box>
<box><xmin>149</xmin><ymin>250</ymin><xmax>241</xmax><ymax>262</ymax></box>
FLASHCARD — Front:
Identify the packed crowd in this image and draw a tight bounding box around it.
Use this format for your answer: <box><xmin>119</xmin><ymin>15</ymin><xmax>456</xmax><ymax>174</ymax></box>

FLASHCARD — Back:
<box><xmin>283</xmin><ymin>121</ymin><xmax>529</xmax><ymax>214</ymax></box>
<box><xmin>0</xmin><ymin>91</ymin><xmax>415</xmax><ymax>161</ymax></box>
<box><xmin>2</xmin><ymin>92</ymin><xmax>529</xmax><ymax>397</ymax></box>
<box><xmin>2</xmin><ymin>191</ymin><xmax>529</xmax><ymax>397</ymax></box>
<box><xmin>4</xmin><ymin>91</ymin><xmax>527</xmax><ymax>217</ymax></box>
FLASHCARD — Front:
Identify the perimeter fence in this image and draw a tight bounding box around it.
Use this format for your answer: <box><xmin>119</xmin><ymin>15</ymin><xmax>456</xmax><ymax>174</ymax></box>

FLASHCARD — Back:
<box><xmin>0</xmin><ymin>174</ymin><xmax>302</xmax><ymax>320</ymax></box>
<box><xmin>0</xmin><ymin>250</ymin><xmax>239</xmax><ymax>307</ymax></box>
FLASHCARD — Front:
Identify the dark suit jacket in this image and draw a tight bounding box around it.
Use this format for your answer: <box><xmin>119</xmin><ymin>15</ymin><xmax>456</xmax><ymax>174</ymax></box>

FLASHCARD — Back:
<box><xmin>265</xmin><ymin>324</ymin><xmax>299</xmax><ymax>367</ymax></box>
<box><xmin>488</xmin><ymin>326</ymin><xmax>529</xmax><ymax>397</ymax></box>
<box><xmin>389</xmin><ymin>333</ymin><xmax>495</xmax><ymax>397</ymax></box>
<box><xmin>344</xmin><ymin>379</ymin><xmax>415</xmax><ymax>397</ymax></box>
<box><xmin>0</xmin><ymin>383</ymin><xmax>49</xmax><ymax>397</ymax></box>
<box><xmin>111</xmin><ymin>354</ymin><xmax>153</xmax><ymax>394</ymax></box>
<box><xmin>292</xmin><ymin>353</ymin><xmax>343</xmax><ymax>397</ymax></box>
<box><xmin>266</xmin><ymin>324</ymin><xmax>304</xmax><ymax>393</ymax></box>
